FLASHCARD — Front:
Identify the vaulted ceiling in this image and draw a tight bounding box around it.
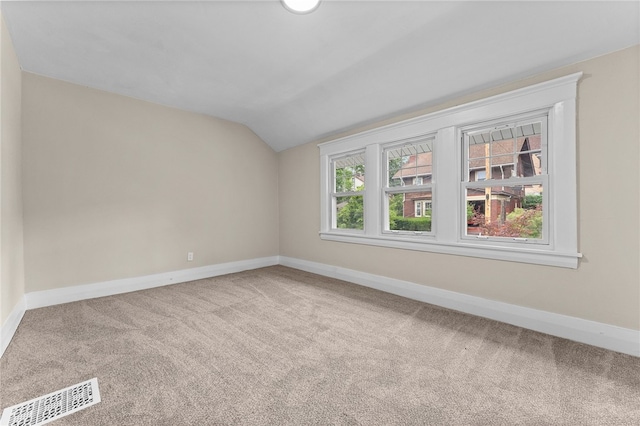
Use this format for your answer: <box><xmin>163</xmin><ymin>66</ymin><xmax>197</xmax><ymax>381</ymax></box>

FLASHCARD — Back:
<box><xmin>2</xmin><ymin>1</ymin><xmax>638</xmax><ymax>152</ymax></box>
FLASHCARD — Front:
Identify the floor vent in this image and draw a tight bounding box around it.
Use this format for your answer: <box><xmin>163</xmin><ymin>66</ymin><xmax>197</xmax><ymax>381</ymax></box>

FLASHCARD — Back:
<box><xmin>0</xmin><ymin>378</ymin><xmax>101</xmax><ymax>426</ymax></box>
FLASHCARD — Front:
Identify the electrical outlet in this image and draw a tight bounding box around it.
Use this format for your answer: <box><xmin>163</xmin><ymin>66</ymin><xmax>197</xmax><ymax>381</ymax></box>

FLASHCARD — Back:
<box><xmin>187</xmin><ymin>252</ymin><xmax>194</xmax><ymax>262</ymax></box>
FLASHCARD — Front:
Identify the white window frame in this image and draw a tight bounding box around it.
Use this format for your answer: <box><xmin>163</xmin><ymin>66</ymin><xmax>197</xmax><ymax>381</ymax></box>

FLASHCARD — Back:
<box><xmin>412</xmin><ymin>200</ymin><xmax>433</xmax><ymax>218</ymax></box>
<box><xmin>329</xmin><ymin>150</ymin><xmax>366</xmax><ymax>233</ymax></box>
<box><xmin>382</xmin><ymin>136</ymin><xmax>435</xmax><ymax>236</ymax></box>
<box><xmin>461</xmin><ymin>112</ymin><xmax>548</xmax><ymax>245</ymax></box>
<box><xmin>319</xmin><ymin>73</ymin><xmax>582</xmax><ymax>268</ymax></box>
<box><xmin>423</xmin><ymin>201</ymin><xmax>432</xmax><ymax>215</ymax></box>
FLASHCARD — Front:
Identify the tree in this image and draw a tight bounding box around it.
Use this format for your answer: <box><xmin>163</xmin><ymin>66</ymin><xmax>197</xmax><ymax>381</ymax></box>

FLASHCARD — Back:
<box><xmin>389</xmin><ymin>193</ymin><xmax>404</xmax><ymax>217</ymax></box>
<box><xmin>335</xmin><ymin>163</ymin><xmax>365</xmax><ymax>229</ymax></box>
<box><xmin>336</xmin><ymin>158</ymin><xmax>407</xmax><ymax>230</ymax></box>
<box><xmin>388</xmin><ymin>157</ymin><xmax>404</xmax><ymax>187</ymax></box>
<box><xmin>387</xmin><ymin>157</ymin><xmax>406</xmax><ymax>226</ymax></box>
<box><xmin>337</xmin><ymin>195</ymin><xmax>363</xmax><ymax>229</ymax></box>
<box><xmin>335</xmin><ymin>164</ymin><xmax>364</xmax><ymax>192</ymax></box>
<box><xmin>523</xmin><ymin>194</ymin><xmax>543</xmax><ymax>209</ymax></box>
<box><xmin>335</xmin><ymin>164</ymin><xmax>364</xmax><ymax>229</ymax></box>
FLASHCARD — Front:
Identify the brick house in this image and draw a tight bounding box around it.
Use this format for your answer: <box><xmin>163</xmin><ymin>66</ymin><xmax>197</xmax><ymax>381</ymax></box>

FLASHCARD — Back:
<box><xmin>392</xmin><ymin>135</ymin><xmax>542</xmax><ymax>226</ymax></box>
<box><xmin>391</xmin><ymin>151</ymin><xmax>433</xmax><ymax>218</ymax></box>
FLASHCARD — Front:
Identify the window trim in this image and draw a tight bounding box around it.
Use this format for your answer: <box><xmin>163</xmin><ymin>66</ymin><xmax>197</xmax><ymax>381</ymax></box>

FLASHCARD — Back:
<box><xmin>413</xmin><ymin>200</ymin><xmax>432</xmax><ymax>218</ymax></box>
<box><xmin>474</xmin><ymin>170</ymin><xmax>486</xmax><ymax>181</ymax></box>
<box><xmin>461</xmin><ymin>113</ymin><xmax>548</xmax><ymax>245</ymax></box>
<box><xmin>319</xmin><ymin>73</ymin><xmax>582</xmax><ymax>268</ymax></box>
<box><xmin>329</xmin><ymin>150</ymin><xmax>366</xmax><ymax>232</ymax></box>
<box><xmin>382</xmin><ymin>136</ymin><xmax>435</xmax><ymax>236</ymax></box>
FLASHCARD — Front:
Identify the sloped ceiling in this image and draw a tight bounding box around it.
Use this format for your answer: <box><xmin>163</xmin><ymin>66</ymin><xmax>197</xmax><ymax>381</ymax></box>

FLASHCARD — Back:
<box><xmin>2</xmin><ymin>1</ymin><xmax>639</xmax><ymax>152</ymax></box>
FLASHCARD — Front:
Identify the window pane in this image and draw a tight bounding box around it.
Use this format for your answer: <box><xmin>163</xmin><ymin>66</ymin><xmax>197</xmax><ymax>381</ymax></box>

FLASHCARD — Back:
<box><xmin>387</xmin><ymin>139</ymin><xmax>433</xmax><ymax>187</ymax></box>
<box><xmin>466</xmin><ymin>184</ymin><xmax>543</xmax><ymax>239</ymax></box>
<box><xmin>335</xmin><ymin>195</ymin><xmax>363</xmax><ymax>230</ymax></box>
<box><xmin>334</xmin><ymin>153</ymin><xmax>365</xmax><ymax>193</ymax></box>
<box><xmin>467</xmin><ymin>120</ymin><xmax>543</xmax><ymax>180</ymax></box>
<box><xmin>388</xmin><ymin>190</ymin><xmax>432</xmax><ymax>232</ymax></box>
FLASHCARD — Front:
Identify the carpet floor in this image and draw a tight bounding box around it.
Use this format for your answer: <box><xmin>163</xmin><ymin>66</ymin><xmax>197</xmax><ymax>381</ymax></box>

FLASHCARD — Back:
<box><xmin>1</xmin><ymin>265</ymin><xmax>639</xmax><ymax>425</ymax></box>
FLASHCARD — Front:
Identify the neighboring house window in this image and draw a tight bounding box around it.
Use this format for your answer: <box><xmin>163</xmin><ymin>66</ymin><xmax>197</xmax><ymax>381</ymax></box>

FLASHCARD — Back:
<box><xmin>423</xmin><ymin>201</ymin><xmax>432</xmax><ymax>215</ymax></box>
<box><xmin>331</xmin><ymin>151</ymin><xmax>365</xmax><ymax>231</ymax></box>
<box><xmin>414</xmin><ymin>200</ymin><xmax>432</xmax><ymax>217</ymax></box>
<box><xmin>319</xmin><ymin>73</ymin><xmax>581</xmax><ymax>268</ymax></box>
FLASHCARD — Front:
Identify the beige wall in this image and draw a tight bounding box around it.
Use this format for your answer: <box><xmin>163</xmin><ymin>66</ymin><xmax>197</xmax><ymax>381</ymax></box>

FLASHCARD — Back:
<box><xmin>22</xmin><ymin>73</ymin><xmax>279</xmax><ymax>292</ymax></box>
<box><xmin>0</xmin><ymin>12</ymin><xmax>25</xmax><ymax>326</ymax></box>
<box><xmin>279</xmin><ymin>45</ymin><xmax>640</xmax><ymax>331</ymax></box>
<box><xmin>7</xmin><ymin>34</ymin><xmax>639</xmax><ymax>333</ymax></box>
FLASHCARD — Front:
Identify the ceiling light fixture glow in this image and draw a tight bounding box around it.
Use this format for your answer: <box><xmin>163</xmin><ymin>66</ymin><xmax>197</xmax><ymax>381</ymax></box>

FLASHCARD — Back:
<box><xmin>281</xmin><ymin>0</ymin><xmax>321</xmax><ymax>14</ymax></box>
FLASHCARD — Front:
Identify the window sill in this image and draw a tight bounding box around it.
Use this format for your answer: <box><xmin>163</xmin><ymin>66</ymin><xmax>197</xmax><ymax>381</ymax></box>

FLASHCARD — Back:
<box><xmin>319</xmin><ymin>231</ymin><xmax>581</xmax><ymax>269</ymax></box>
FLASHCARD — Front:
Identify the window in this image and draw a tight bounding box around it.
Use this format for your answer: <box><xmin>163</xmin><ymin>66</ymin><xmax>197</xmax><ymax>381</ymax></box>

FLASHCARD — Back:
<box><xmin>414</xmin><ymin>201</ymin><xmax>432</xmax><ymax>217</ymax></box>
<box><xmin>384</xmin><ymin>137</ymin><xmax>434</xmax><ymax>234</ymax></box>
<box><xmin>462</xmin><ymin>114</ymin><xmax>547</xmax><ymax>243</ymax></box>
<box><xmin>319</xmin><ymin>73</ymin><xmax>582</xmax><ymax>268</ymax></box>
<box><xmin>331</xmin><ymin>152</ymin><xmax>365</xmax><ymax>231</ymax></box>
<box><xmin>423</xmin><ymin>201</ymin><xmax>432</xmax><ymax>215</ymax></box>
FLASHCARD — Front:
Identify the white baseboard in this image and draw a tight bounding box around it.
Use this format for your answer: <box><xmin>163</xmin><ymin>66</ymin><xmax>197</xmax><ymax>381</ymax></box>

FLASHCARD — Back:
<box><xmin>279</xmin><ymin>256</ymin><xmax>640</xmax><ymax>357</ymax></box>
<box><xmin>4</xmin><ymin>255</ymin><xmax>638</xmax><ymax>359</ymax></box>
<box><xmin>1</xmin><ymin>295</ymin><xmax>26</xmax><ymax>358</ymax></box>
<box><xmin>1</xmin><ymin>256</ymin><xmax>278</xmax><ymax>358</ymax></box>
<box><xmin>26</xmin><ymin>256</ymin><xmax>279</xmax><ymax>310</ymax></box>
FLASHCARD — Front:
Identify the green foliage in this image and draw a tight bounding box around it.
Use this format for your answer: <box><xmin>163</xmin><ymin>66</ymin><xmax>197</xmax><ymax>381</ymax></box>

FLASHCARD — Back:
<box><xmin>388</xmin><ymin>157</ymin><xmax>404</xmax><ymax>187</ymax></box>
<box><xmin>387</xmin><ymin>192</ymin><xmax>431</xmax><ymax>231</ymax></box>
<box><xmin>391</xmin><ymin>216</ymin><xmax>431</xmax><ymax>232</ymax></box>
<box><xmin>388</xmin><ymin>193</ymin><xmax>404</xmax><ymax>218</ymax></box>
<box><xmin>335</xmin><ymin>164</ymin><xmax>364</xmax><ymax>192</ymax></box>
<box><xmin>478</xmin><ymin>206</ymin><xmax>542</xmax><ymax>239</ymax></box>
<box><xmin>335</xmin><ymin>163</ymin><xmax>365</xmax><ymax>229</ymax></box>
<box><xmin>337</xmin><ymin>196</ymin><xmax>363</xmax><ymax>230</ymax></box>
<box><xmin>523</xmin><ymin>194</ymin><xmax>543</xmax><ymax>209</ymax></box>
<box><xmin>467</xmin><ymin>203</ymin><xmax>484</xmax><ymax>225</ymax></box>
<box><xmin>467</xmin><ymin>202</ymin><xmax>475</xmax><ymax>221</ymax></box>
<box><xmin>506</xmin><ymin>207</ymin><xmax>543</xmax><ymax>238</ymax></box>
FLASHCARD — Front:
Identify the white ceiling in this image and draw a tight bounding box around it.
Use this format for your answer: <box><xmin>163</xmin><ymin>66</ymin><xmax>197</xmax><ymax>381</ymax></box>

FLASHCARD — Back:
<box><xmin>2</xmin><ymin>1</ymin><xmax>639</xmax><ymax>152</ymax></box>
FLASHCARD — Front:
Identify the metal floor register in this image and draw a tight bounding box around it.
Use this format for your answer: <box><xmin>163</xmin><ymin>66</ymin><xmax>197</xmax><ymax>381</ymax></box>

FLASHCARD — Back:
<box><xmin>0</xmin><ymin>378</ymin><xmax>101</xmax><ymax>426</ymax></box>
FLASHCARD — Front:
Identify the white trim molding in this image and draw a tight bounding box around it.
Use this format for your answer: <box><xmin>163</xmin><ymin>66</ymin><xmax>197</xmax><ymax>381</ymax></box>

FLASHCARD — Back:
<box><xmin>3</xmin><ymin>255</ymin><xmax>637</xmax><ymax>359</ymax></box>
<box><xmin>1</xmin><ymin>295</ymin><xmax>26</xmax><ymax>358</ymax></box>
<box><xmin>26</xmin><ymin>256</ymin><xmax>279</xmax><ymax>310</ymax></box>
<box><xmin>319</xmin><ymin>73</ymin><xmax>583</xmax><ymax>268</ymax></box>
<box><xmin>279</xmin><ymin>256</ymin><xmax>640</xmax><ymax>357</ymax></box>
<box><xmin>1</xmin><ymin>256</ymin><xmax>278</xmax><ymax>358</ymax></box>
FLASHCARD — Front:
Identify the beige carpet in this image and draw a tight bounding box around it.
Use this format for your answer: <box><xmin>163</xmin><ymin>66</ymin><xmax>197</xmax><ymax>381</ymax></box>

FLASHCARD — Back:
<box><xmin>1</xmin><ymin>266</ymin><xmax>639</xmax><ymax>425</ymax></box>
